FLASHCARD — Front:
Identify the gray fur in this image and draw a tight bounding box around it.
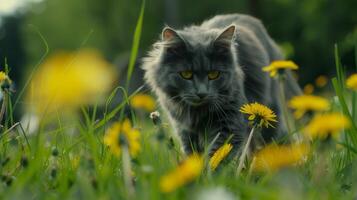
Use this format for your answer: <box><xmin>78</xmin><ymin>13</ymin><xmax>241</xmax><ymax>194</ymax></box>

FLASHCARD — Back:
<box><xmin>142</xmin><ymin>14</ymin><xmax>301</xmax><ymax>155</ymax></box>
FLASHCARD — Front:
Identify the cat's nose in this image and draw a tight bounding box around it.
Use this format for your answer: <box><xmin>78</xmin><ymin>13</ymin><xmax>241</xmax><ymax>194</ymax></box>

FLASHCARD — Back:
<box><xmin>197</xmin><ymin>93</ymin><xmax>208</xmax><ymax>99</ymax></box>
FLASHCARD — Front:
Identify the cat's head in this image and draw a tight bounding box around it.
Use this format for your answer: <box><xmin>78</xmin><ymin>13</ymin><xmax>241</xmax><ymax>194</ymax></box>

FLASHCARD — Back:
<box><xmin>143</xmin><ymin>25</ymin><xmax>241</xmax><ymax>108</ymax></box>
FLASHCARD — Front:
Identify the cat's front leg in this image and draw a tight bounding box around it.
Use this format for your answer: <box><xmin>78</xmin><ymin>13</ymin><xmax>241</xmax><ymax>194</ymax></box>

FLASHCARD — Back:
<box><xmin>179</xmin><ymin>130</ymin><xmax>201</xmax><ymax>155</ymax></box>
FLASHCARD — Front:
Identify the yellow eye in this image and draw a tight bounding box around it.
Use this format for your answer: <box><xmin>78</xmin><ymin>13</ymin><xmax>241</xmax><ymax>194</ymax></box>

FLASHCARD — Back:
<box><xmin>180</xmin><ymin>70</ymin><xmax>193</xmax><ymax>79</ymax></box>
<box><xmin>208</xmin><ymin>70</ymin><xmax>220</xmax><ymax>80</ymax></box>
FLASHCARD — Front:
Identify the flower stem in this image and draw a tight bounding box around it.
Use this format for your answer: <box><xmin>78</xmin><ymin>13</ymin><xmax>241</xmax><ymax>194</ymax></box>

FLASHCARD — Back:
<box><xmin>0</xmin><ymin>90</ymin><xmax>8</xmax><ymax>127</ymax></box>
<box><xmin>246</xmin><ymin>156</ymin><xmax>256</xmax><ymax>182</ymax></box>
<box><xmin>278</xmin><ymin>75</ymin><xmax>292</xmax><ymax>134</ymax></box>
<box><xmin>205</xmin><ymin>132</ymin><xmax>221</xmax><ymax>177</ymax></box>
<box><xmin>236</xmin><ymin>125</ymin><xmax>256</xmax><ymax>176</ymax></box>
<box><xmin>122</xmin><ymin>146</ymin><xmax>135</xmax><ymax>199</ymax></box>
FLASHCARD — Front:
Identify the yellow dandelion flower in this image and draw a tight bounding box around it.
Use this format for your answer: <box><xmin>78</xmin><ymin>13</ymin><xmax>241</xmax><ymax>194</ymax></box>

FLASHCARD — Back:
<box><xmin>304</xmin><ymin>113</ymin><xmax>350</xmax><ymax>140</ymax></box>
<box><xmin>209</xmin><ymin>143</ymin><xmax>233</xmax><ymax>170</ymax></box>
<box><xmin>252</xmin><ymin>143</ymin><xmax>310</xmax><ymax>172</ymax></box>
<box><xmin>346</xmin><ymin>74</ymin><xmax>357</xmax><ymax>91</ymax></box>
<box><xmin>315</xmin><ymin>75</ymin><xmax>328</xmax><ymax>88</ymax></box>
<box><xmin>240</xmin><ymin>102</ymin><xmax>277</xmax><ymax>128</ymax></box>
<box><xmin>0</xmin><ymin>71</ymin><xmax>8</xmax><ymax>83</ymax></box>
<box><xmin>160</xmin><ymin>154</ymin><xmax>203</xmax><ymax>193</ymax></box>
<box><xmin>130</xmin><ymin>94</ymin><xmax>156</xmax><ymax>112</ymax></box>
<box><xmin>288</xmin><ymin>95</ymin><xmax>330</xmax><ymax>119</ymax></box>
<box><xmin>262</xmin><ymin>60</ymin><xmax>298</xmax><ymax>77</ymax></box>
<box><xmin>303</xmin><ymin>84</ymin><xmax>314</xmax><ymax>94</ymax></box>
<box><xmin>28</xmin><ymin>49</ymin><xmax>115</xmax><ymax>113</ymax></box>
<box><xmin>104</xmin><ymin>119</ymin><xmax>141</xmax><ymax>157</ymax></box>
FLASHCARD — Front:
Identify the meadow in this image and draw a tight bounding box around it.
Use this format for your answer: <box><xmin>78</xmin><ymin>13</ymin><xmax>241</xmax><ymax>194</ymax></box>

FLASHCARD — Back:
<box><xmin>1</xmin><ymin>2</ymin><xmax>357</xmax><ymax>200</ymax></box>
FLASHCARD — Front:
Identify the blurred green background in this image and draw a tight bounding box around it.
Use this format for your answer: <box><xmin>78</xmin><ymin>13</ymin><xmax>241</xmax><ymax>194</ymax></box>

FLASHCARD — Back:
<box><xmin>1</xmin><ymin>0</ymin><xmax>357</xmax><ymax>92</ymax></box>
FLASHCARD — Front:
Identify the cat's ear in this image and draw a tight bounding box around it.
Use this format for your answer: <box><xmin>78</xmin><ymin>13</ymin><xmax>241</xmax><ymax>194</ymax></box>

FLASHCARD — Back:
<box><xmin>214</xmin><ymin>25</ymin><xmax>236</xmax><ymax>47</ymax></box>
<box><xmin>161</xmin><ymin>27</ymin><xmax>186</xmax><ymax>56</ymax></box>
<box><xmin>162</xmin><ymin>27</ymin><xmax>181</xmax><ymax>42</ymax></box>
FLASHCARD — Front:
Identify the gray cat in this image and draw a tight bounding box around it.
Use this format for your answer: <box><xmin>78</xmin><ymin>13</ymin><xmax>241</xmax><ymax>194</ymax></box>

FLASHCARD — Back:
<box><xmin>142</xmin><ymin>14</ymin><xmax>301</xmax><ymax>155</ymax></box>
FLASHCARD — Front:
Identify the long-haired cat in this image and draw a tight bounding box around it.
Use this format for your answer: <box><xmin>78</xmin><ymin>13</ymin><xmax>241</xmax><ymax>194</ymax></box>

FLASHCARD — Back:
<box><xmin>142</xmin><ymin>14</ymin><xmax>301</xmax><ymax>155</ymax></box>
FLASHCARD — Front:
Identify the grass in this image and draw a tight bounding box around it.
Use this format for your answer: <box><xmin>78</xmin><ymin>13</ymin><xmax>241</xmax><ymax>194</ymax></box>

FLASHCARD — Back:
<box><xmin>1</xmin><ymin>1</ymin><xmax>357</xmax><ymax>199</ymax></box>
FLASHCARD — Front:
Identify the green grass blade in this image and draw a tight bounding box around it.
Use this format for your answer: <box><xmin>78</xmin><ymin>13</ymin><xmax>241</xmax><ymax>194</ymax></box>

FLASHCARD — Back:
<box><xmin>353</xmin><ymin>39</ymin><xmax>357</xmax><ymax>121</ymax></box>
<box><xmin>94</xmin><ymin>85</ymin><xmax>144</xmax><ymax>129</ymax></box>
<box><xmin>4</xmin><ymin>59</ymin><xmax>14</xmax><ymax>126</ymax></box>
<box><xmin>125</xmin><ymin>0</ymin><xmax>146</xmax><ymax>89</ymax></box>
<box><xmin>335</xmin><ymin>44</ymin><xmax>343</xmax><ymax>87</ymax></box>
<box><xmin>333</xmin><ymin>44</ymin><xmax>357</xmax><ymax>146</ymax></box>
<box><xmin>332</xmin><ymin>78</ymin><xmax>357</xmax><ymax>144</ymax></box>
<box><xmin>355</xmin><ymin>36</ymin><xmax>357</xmax><ymax>71</ymax></box>
<box><xmin>13</xmin><ymin>25</ymin><xmax>49</xmax><ymax>111</ymax></box>
<box><xmin>81</xmin><ymin>106</ymin><xmax>92</xmax><ymax>127</ymax></box>
<box><xmin>339</xmin><ymin>142</ymin><xmax>357</xmax><ymax>155</ymax></box>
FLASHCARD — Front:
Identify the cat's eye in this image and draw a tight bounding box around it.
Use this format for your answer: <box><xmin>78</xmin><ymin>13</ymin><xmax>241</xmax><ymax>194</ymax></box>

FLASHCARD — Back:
<box><xmin>208</xmin><ymin>70</ymin><xmax>220</xmax><ymax>80</ymax></box>
<box><xmin>180</xmin><ymin>70</ymin><xmax>193</xmax><ymax>79</ymax></box>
